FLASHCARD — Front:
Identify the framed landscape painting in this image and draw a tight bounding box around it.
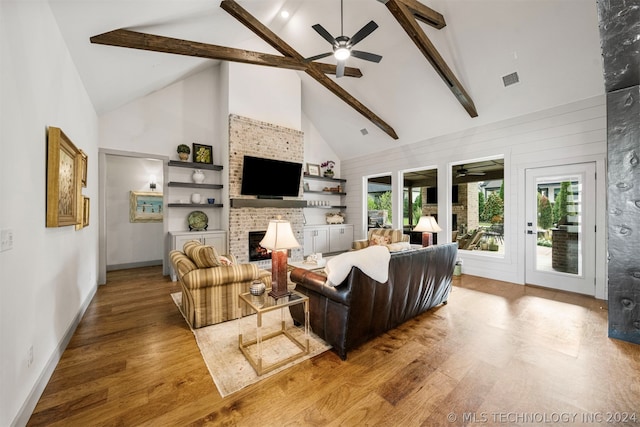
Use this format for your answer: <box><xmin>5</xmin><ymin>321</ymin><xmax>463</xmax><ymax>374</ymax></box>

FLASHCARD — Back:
<box><xmin>46</xmin><ymin>126</ymin><xmax>82</xmax><ymax>227</ymax></box>
<box><xmin>130</xmin><ymin>191</ymin><xmax>163</xmax><ymax>223</ymax></box>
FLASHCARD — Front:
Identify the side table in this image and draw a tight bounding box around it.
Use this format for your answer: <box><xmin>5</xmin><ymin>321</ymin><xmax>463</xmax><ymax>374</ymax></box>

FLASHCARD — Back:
<box><xmin>238</xmin><ymin>290</ymin><xmax>309</xmax><ymax>375</ymax></box>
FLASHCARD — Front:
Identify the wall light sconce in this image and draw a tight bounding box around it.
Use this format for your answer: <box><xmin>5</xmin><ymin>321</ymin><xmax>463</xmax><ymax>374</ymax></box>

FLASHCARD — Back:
<box><xmin>149</xmin><ymin>175</ymin><xmax>157</xmax><ymax>191</ymax></box>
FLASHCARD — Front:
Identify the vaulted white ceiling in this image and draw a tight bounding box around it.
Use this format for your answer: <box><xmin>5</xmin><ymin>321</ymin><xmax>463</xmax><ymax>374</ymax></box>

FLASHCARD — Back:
<box><xmin>49</xmin><ymin>0</ymin><xmax>605</xmax><ymax>159</ymax></box>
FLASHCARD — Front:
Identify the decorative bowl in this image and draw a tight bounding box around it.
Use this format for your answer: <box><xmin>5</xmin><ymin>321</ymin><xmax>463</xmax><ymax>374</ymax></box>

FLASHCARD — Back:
<box><xmin>249</xmin><ymin>281</ymin><xmax>266</xmax><ymax>296</ymax></box>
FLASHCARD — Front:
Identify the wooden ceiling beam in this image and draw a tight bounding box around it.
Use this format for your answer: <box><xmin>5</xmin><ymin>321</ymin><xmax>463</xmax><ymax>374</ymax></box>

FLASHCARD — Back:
<box><xmin>383</xmin><ymin>0</ymin><xmax>478</xmax><ymax>118</ymax></box>
<box><xmin>90</xmin><ymin>29</ymin><xmax>363</xmax><ymax>78</ymax></box>
<box><xmin>221</xmin><ymin>0</ymin><xmax>398</xmax><ymax>139</ymax></box>
<box><xmin>90</xmin><ymin>29</ymin><xmax>306</xmax><ymax>70</ymax></box>
<box><xmin>378</xmin><ymin>0</ymin><xmax>446</xmax><ymax>29</ymax></box>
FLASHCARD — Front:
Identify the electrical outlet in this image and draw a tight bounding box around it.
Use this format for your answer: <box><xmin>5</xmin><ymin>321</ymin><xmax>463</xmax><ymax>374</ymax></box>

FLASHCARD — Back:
<box><xmin>1</xmin><ymin>229</ymin><xmax>13</xmax><ymax>252</ymax></box>
<box><xmin>27</xmin><ymin>345</ymin><xmax>33</xmax><ymax>368</ymax></box>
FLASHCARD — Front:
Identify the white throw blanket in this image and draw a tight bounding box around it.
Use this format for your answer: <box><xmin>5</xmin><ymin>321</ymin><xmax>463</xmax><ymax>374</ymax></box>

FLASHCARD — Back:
<box><xmin>324</xmin><ymin>245</ymin><xmax>391</xmax><ymax>286</ymax></box>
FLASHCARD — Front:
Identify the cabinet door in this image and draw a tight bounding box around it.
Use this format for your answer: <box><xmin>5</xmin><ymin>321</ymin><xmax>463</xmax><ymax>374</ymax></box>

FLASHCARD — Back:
<box><xmin>303</xmin><ymin>227</ymin><xmax>330</xmax><ymax>255</ymax></box>
<box><xmin>203</xmin><ymin>232</ymin><xmax>227</xmax><ymax>255</ymax></box>
<box><xmin>329</xmin><ymin>225</ymin><xmax>354</xmax><ymax>252</ymax></box>
<box><xmin>174</xmin><ymin>234</ymin><xmax>200</xmax><ymax>252</ymax></box>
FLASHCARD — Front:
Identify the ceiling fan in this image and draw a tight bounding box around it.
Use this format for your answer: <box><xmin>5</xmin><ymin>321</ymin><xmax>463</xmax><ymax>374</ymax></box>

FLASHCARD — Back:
<box><xmin>305</xmin><ymin>0</ymin><xmax>382</xmax><ymax>78</ymax></box>
<box><xmin>456</xmin><ymin>165</ymin><xmax>486</xmax><ymax>178</ymax></box>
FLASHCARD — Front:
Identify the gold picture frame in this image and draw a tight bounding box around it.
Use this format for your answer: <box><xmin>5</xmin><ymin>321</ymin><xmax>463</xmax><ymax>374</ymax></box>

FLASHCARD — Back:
<box><xmin>46</xmin><ymin>127</ymin><xmax>82</xmax><ymax>227</ymax></box>
<box><xmin>83</xmin><ymin>197</ymin><xmax>90</xmax><ymax>227</ymax></box>
<box><xmin>79</xmin><ymin>150</ymin><xmax>88</xmax><ymax>187</ymax></box>
<box><xmin>75</xmin><ymin>196</ymin><xmax>90</xmax><ymax>230</ymax></box>
<box><xmin>130</xmin><ymin>191</ymin><xmax>163</xmax><ymax>223</ymax></box>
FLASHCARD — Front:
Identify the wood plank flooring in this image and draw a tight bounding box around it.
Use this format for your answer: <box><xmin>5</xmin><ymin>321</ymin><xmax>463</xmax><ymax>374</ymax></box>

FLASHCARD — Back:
<box><xmin>28</xmin><ymin>267</ymin><xmax>640</xmax><ymax>426</ymax></box>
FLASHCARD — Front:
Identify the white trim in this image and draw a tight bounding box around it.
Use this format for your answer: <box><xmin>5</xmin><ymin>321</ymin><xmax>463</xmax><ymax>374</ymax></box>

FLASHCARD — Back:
<box><xmin>11</xmin><ymin>285</ymin><xmax>97</xmax><ymax>427</ymax></box>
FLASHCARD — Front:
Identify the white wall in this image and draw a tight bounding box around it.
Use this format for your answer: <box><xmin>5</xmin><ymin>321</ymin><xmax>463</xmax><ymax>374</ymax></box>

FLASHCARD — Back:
<box><xmin>105</xmin><ymin>156</ymin><xmax>163</xmax><ymax>268</ymax></box>
<box><xmin>0</xmin><ymin>2</ymin><xmax>99</xmax><ymax>426</ymax></box>
<box><xmin>227</xmin><ymin>62</ymin><xmax>302</xmax><ymax>131</ymax></box>
<box><xmin>342</xmin><ymin>96</ymin><xmax>607</xmax><ymax>296</ymax></box>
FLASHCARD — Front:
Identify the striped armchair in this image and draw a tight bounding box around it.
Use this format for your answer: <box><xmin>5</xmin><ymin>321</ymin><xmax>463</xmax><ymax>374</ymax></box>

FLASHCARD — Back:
<box><xmin>352</xmin><ymin>229</ymin><xmax>410</xmax><ymax>250</ymax></box>
<box><xmin>170</xmin><ymin>240</ymin><xmax>272</xmax><ymax>328</ymax></box>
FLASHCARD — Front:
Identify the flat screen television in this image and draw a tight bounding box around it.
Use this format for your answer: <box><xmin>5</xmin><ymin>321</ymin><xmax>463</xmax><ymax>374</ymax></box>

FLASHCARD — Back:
<box><xmin>240</xmin><ymin>155</ymin><xmax>303</xmax><ymax>198</ymax></box>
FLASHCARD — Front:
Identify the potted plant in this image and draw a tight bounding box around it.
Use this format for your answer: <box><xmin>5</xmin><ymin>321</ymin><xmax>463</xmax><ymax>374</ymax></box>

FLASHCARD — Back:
<box><xmin>321</xmin><ymin>160</ymin><xmax>335</xmax><ymax>178</ymax></box>
<box><xmin>177</xmin><ymin>144</ymin><xmax>190</xmax><ymax>161</ymax></box>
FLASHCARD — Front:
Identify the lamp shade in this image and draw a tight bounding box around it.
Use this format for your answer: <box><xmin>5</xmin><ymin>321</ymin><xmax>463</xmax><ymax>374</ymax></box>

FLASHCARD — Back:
<box><xmin>413</xmin><ymin>216</ymin><xmax>442</xmax><ymax>233</ymax></box>
<box><xmin>260</xmin><ymin>219</ymin><xmax>300</xmax><ymax>250</ymax></box>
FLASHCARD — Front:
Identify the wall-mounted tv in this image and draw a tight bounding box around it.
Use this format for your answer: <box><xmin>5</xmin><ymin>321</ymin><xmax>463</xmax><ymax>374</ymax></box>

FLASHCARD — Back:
<box><xmin>240</xmin><ymin>155</ymin><xmax>303</xmax><ymax>199</ymax></box>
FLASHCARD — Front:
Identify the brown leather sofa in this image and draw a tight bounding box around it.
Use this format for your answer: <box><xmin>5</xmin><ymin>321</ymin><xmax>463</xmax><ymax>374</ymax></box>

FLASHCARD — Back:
<box><xmin>289</xmin><ymin>242</ymin><xmax>457</xmax><ymax>359</ymax></box>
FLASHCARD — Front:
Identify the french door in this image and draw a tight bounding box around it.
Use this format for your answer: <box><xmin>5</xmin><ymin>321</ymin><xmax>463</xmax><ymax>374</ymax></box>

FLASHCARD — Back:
<box><xmin>525</xmin><ymin>163</ymin><xmax>596</xmax><ymax>295</ymax></box>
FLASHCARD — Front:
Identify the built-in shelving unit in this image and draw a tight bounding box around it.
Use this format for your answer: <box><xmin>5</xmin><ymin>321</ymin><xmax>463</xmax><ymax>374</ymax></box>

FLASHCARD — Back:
<box><xmin>167</xmin><ymin>161</ymin><xmax>224</xmax><ymax>209</ymax></box>
<box><xmin>168</xmin><ymin>160</ymin><xmax>223</xmax><ymax>171</ymax></box>
<box><xmin>303</xmin><ymin>174</ymin><xmax>346</xmax><ymax>210</ymax></box>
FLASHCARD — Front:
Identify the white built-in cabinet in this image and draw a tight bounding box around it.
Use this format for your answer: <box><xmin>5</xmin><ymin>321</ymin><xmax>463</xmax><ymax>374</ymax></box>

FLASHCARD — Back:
<box><xmin>303</xmin><ymin>224</ymin><xmax>353</xmax><ymax>256</ymax></box>
<box><xmin>169</xmin><ymin>230</ymin><xmax>227</xmax><ymax>281</ymax></box>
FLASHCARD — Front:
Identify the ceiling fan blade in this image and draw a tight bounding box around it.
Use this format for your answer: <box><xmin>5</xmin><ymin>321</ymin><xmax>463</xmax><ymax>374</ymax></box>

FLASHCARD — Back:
<box><xmin>349</xmin><ymin>20</ymin><xmax>378</xmax><ymax>47</ymax></box>
<box><xmin>351</xmin><ymin>50</ymin><xmax>382</xmax><ymax>63</ymax></box>
<box><xmin>336</xmin><ymin>60</ymin><xmax>345</xmax><ymax>78</ymax></box>
<box><xmin>304</xmin><ymin>52</ymin><xmax>334</xmax><ymax>62</ymax></box>
<box><xmin>312</xmin><ymin>24</ymin><xmax>337</xmax><ymax>46</ymax></box>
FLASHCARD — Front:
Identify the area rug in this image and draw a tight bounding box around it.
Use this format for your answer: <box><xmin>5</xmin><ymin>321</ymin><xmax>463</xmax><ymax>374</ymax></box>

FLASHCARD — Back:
<box><xmin>171</xmin><ymin>292</ymin><xmax>331</xmax><ymax>397</ymax></box>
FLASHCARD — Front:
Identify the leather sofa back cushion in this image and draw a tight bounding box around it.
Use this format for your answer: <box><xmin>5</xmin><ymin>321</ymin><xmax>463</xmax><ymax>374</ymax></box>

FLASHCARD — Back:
<box><xmin>183</xmin><ymin>240</ymin><xmax>222</xmax><ymax>268</ymax></box>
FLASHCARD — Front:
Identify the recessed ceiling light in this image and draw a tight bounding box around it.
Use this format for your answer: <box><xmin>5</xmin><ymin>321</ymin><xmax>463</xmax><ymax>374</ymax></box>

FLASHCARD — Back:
<box><xmin>280</xmin><ymin>10</ymin><xmax>290</xmax><ymax>19</ymax></box>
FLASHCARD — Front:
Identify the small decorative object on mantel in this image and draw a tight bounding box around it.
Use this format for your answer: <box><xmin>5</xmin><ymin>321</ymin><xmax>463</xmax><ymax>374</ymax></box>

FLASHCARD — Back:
<box><xmin>193</xmin><ymin>143</ymin><xmax>213</xmax><ymax>164</ymax></box>
<box><xmin>192</xmin><ymin>169</ymin><xmax>205</xmax><ymax>183</ymax></box>
<box><xmin>177</xmin><ymin>144</ymin><xmax>190</xmax><ymax>161</ymax></box>
<box><xmin>326</xmin><ymin>212</ymin><xmax>345</xmax><ymax>224</ymax></box>
<box><xmin>321</xmin><ymin>160</ymin><xmax>335</xmax><ymax>178</ymax></box>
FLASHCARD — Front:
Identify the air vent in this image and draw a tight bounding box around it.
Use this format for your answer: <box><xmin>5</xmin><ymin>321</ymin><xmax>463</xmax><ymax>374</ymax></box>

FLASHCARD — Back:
<box><xmin>502</xmin><ymin>72</ymin><xmax>520</xmax><ymax>87</ymax></box>
<box><xmin>360</xmin><ymin>128</ymin><xmax>369</xmax><ymax>136</ymax></box>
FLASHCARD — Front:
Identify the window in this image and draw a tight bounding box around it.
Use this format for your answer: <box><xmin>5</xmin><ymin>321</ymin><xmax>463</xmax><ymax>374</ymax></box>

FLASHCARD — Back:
<box><xmin>452</xmin><ymin>158</ymin><xmax>504</xmax><ymax>252</ymax></box>
<box><xmin>403</xmin><ymin>168</ymin><xmax>437</xmax><ymax>244</ymax></box>
<box><xmin>367</xmin><ymin>175</ymin><xmax>392</xmax><ymax>229</ymax></box>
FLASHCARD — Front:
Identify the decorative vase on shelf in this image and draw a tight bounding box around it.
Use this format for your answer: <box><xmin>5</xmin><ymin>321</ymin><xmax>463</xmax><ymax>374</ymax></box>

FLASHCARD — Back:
<box><xmin>192</xmin><ymin>169</ymin><xmax>205</xmax><ymax>183</ymax></box>
<box><xmin>191</xmin><ymin>193</ymin><xmax>201</xmax><ymax>204</ymax></box>
<box><xmin>178</xmin><ymin>152</ymin><xmax>189</xmax><ymax>161</ymax></box>
<box><xmin>323</xmin><ymin>169</ymin><xmax>334</xmax><ymax>178</ymax></box>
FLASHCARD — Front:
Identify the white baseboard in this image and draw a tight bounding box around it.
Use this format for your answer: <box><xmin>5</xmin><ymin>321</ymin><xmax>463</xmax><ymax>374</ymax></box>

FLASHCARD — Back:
<box><xmin>11</xmin><ymin>284</ymin><xmax>98</xmax><ymax>427</ymax></box>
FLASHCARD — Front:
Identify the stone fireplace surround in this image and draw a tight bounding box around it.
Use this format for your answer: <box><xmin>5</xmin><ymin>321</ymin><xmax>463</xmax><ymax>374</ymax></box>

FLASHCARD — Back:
<box><xmin>228</xmin><ymin>115</ymin><xmax>305</xmax><ymax>264</ymax></box>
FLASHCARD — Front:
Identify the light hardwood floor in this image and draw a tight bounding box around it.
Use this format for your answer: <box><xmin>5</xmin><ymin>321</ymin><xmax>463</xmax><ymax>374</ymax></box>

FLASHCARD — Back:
<box><xmin>28</xmin><ymin>267</ymin><xmax>640</xmax><ymax>426</ymax></box>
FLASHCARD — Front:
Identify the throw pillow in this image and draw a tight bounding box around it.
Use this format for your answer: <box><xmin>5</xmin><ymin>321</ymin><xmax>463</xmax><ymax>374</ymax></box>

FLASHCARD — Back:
<box><xmin>182</xmin><ymin>239</ymin><xmax>203</xmax><ymax>253</ymax></box>
<box><xmin>369</xmin><ymin>234</ymin><xmax>391</xmax><ymax>246</ymax></box>
<box><xmin>386</xmin><ymin>242</ymin><xmax>411</xmax><ymax>252</ymax></box>
<box><xmin>219</xmin><ymin>255</ymin><xmax>234</xmax><ymax>266</ymax></box>
<box><xmin>185</xmin><ymin>244</ymin><xmax>222</xmax><ymax>268</ymax></box>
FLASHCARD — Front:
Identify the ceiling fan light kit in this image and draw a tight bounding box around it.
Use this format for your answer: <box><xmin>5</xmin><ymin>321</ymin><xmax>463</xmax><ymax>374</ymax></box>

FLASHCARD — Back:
<box><xmin>306</xmin><ymin>0</ymin><xmax>383</xmax><ymax>78</ymax></box>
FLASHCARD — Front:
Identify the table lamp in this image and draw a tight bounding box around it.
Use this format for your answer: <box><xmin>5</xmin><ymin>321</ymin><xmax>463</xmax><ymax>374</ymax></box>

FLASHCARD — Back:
<box><xmin>413</xmin><ymin>216</ymin><xmax>441</xmax><ymax>247</ymax></box>
<box><xmin>260</xmin><ymin>217</ymin><xmax>300</xmax><ymax>298</ymax></box>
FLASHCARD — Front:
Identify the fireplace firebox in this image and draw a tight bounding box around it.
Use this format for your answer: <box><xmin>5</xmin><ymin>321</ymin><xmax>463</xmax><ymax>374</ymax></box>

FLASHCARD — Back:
<box><xmin>248</xmin><ymin>231</ymin><xmax>271</xmax><ymax>262</ymax></box>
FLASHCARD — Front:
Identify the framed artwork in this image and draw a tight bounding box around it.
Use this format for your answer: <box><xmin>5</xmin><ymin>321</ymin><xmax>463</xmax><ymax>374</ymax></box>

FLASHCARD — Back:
<box><xmin>76</xmin><ymin>196</ymin><xmax>90</xmax><ymax>230</ymax></box>
<box><xmin>83</xmin><ymin>197</ymin><xmax>90</xmax><ymax>227</ymax></box>
<box><xmin>193</xmin><ymin>143</ymin><xmax>213</xmax><ymax>164</ymax></box>
<box><xmin>306</xmin><ymin>163</ymin><xmax>321</xmax><ymax>176</ymax></box>
<box><xmin>79</xmin><ymin>150</ymin><xmax>88</xmax><ymax>187</ymax></box>
<box><xmin>130</xmin><ymin>191</ymin><xmax>163</xmax><ymax>223</ymax></box>
<box><xmin>46</xmin><ymin>126</ymin><xmax>82</xmax><ymax>227</ymax></box>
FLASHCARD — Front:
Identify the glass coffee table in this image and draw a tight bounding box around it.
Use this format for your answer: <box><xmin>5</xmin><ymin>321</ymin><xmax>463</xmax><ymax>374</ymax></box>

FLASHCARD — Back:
<box><xmin>238</xmin><ymin>290</ymin><xmax>309</xmax><ymax>375</ymax></box>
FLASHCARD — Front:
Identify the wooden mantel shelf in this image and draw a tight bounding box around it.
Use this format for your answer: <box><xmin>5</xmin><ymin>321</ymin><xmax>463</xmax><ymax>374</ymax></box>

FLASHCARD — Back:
<box><xmin>230</xmin><ymin>198</ymin><xmax>307</xmax><ymax>208</ymax></box>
